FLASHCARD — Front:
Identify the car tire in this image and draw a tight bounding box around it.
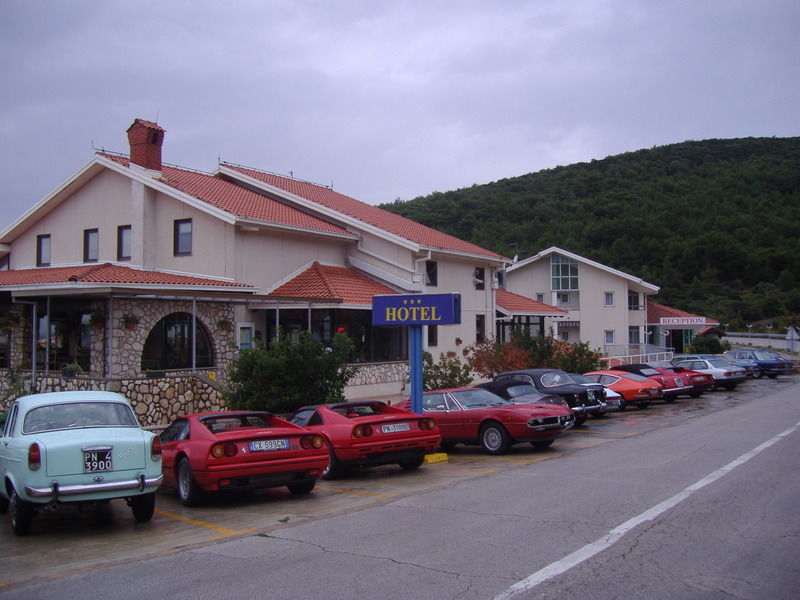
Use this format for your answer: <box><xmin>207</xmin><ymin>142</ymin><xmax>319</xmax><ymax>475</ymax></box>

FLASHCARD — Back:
<box><xmin>531</xmin><ymin>439</ymin><xmax>554</xmax><ymax>449</ymax></box>
<box><xmin>479</xmin><ymin>421</ymin><xmax>511</xmax><ymax>455</ymax></box>
<box><xmin>723</xmin><ymin>383</ymin><xmax>737</xmax><ymax>390</ymax></box>
<box><xmin>574</xmin><ymin>415</ymin><xmax>587</xmax><ymax>426</ymax></box>
<box><xmin>10</xmin><ymin>489</ymin><xmax>33</xmax><ymax>536</ymax></box>
<box><xmin>288</xmin><ymin>480</ymin><xmax>316</xmax><ymax>495</ymax></box>
<box><xmin>618</xmin><ymin>400</ymin><xmax>627</xmax><ymax>412</ymax></box>
<box><xmin>322</xmin><ymin>448</ymin><xmax>345</xmax><ymax>481</ymax></box>
<box><xmin>636</xmin><ymin>401</ymin><xmax>650</xmax><ymax>409</ymax></box>
<box><xmin>399</xmin><ymin>456</ymin><xmax>425</xmax><ymax>470</ymax></box>
<box><xmin>177</xmin><ymin>457</ymin><xmax>205</xmax><ymax>507</ymax></box>
<box><xmin>0</xmin><ymin>494</ymin><xmax>9</xmax><ymax>514</ymax></box>
<box><xmin>130</xmin><ymin>492</ymin><xmax>156</xmax><ymax>523</ymax></box>
<box><xmin>767</xmin><ymin>373</ymin><xmax>778</xmax><ymax>379</ymax></box>
<box><xmin>753</xmin><ymin>370</ymin><xmax>764</xmax><ymax>379</ymax></box>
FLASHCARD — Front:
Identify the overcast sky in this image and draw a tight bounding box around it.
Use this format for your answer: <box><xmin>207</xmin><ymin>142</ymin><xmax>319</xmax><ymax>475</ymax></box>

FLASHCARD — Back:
<box><xmin>1</xmin><ymin>0</ymin><xmax>798</xmax><ymax>232</ymax></box>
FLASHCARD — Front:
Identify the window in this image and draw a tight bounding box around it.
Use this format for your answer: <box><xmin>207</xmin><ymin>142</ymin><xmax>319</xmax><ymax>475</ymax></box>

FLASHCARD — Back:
<box><xmin>36</xmin><ymin>234</ymin><xmax>51</xmax><ymax>267</ymax></box>
<box><xmin>141</xmin><ymin>312</ymin><xmax>213</xmax><ymax>370</ymax></box>
<box><xmin>0</xmin><ymin>255</ymin><xmax>9</xmax><ymax>270</ymax></box>
<box><xmin>628</xmin><ymin>291</ymin><xmax>641</xmax><ymax>310</ymax></box>
<box><xmin>629</xmin><ymin>326</ymin><xmax>641</xmax><ymax>344</ymax></box>
<box><xmin>476</xmin><ymin>314</ymin><xmax>486</xmax><ymax>343</ymax></box>
<box><xmin>117</xmin><ymin>225</ymin><xmax>132</xmax><ymax>261</ymax></box>
<box><xmin>604</xmin><ymin>330</ymin><xmax>615</xmax><ymax>344</ymax></box>
<box><xmin>535</xmin><ymin>293</ymin><xmax>545</xmax><ymax>303</ymax></box>
<box><xmin>557</xmin><ymin>292</ymin><xmax>570</xmax><ymax>305</ymax></box>
<box><xmin>83</xmin><ymin>229</ymin><xmax>99</xmax><ymax>263</ymax></box>
<box><xmin>427</xmin><ymin>324</ymin><xmax>438</xmax><ymax>347</ymax></box>
<box><xmin>238</xmin><ymin>324</ymin><xmax>254</xmax><ymax>350</ymax></box>
<box><xmin>560</xmin><ymin>330</ymin><xmax>569</xmax><ymax>342</ymax></box>
<box><xmin>604</xmin><ymin>292</ymin><xmax>614</xmax><ymax>307</ymax></box>
<box><xmin>473</xmin><ymin>267</ymin><xmax>485</xmax><ymax>290</ymax></box>
<box><xmin>425</xmin><ymin>260</ymin><xmax>438</xmax><ymax>286</ymax></box>
<box><xmin>551</xmin><ymin>254</ymin><xmax>578</xmax><ymax>290</ymax></box>
<box><xmin>174</xmin><ymin>219</ymin><xmax>192</xmax><ymax>256</ymax></box>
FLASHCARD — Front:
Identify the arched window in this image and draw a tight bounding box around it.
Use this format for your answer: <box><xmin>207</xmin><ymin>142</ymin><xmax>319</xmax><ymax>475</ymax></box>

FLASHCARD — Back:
<box><xmin>141</xmin><ymin>312</ymin><xmax>214</xmax><ymax>371</ymax></box>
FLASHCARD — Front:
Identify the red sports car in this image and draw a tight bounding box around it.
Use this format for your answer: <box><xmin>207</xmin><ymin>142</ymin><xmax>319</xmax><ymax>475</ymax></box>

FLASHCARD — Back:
<box><xmin>159</xmin><ymin>411</ymin><xmax>328</xmax><ymax>506</ymax></box>
<box><xmin>289</xmin><ymin>401</ymin><xmax>441</xmax><ymax>479</ymax></box>
<box><xmin>660</xmin><ymin>365</ymin><xmax>715</xmax><ymax>396</ymax></box>
<box><xmin>582</xmin><ymin>370</ymin><xmax>664</xmax><ymax>409</ymax></box>
<box><xmin>405</xmin><ymin>387</ymin><xmax>574</xmax><ymax>455</ymax></box>
<box><xmin>611</xmin><ymin>363</ymin><xmax>694</xmax><ymax>401</ymax></box>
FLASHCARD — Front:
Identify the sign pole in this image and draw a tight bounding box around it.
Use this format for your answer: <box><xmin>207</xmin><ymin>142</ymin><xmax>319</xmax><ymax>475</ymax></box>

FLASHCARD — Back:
<box><xmin>409</xmin><ymin>325</ymin><xmax>424</xmax><ymax>414</ymax></box>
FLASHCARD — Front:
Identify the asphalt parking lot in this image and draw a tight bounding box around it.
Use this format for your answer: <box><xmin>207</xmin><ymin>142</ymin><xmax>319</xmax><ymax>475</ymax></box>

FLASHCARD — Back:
<box><xmin>0</xmin><ymin>375</ymin><xmax>793</xmax><ymax>591</ymax></box>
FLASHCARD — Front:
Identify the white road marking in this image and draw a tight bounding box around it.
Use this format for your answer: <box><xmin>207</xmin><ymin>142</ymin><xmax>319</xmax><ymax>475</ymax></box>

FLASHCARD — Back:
<box><xmin>493</xmin><ymin>420</ymin><xmax>800</xmax><ymax>600</ymax></box>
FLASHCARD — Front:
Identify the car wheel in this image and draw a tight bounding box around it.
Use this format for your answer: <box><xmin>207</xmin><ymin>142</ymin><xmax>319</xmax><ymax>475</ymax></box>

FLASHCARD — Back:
<box><xmin>10</xmin><ymin>489</ymin><xmax>33</xmax><ymax>536</ymax></box>
<box><xmin>177</xmin><ymin>457</ymin><xmax>205</xmax><ymax>507</ymax></box>
<box><xmin>636</xmin><ymin>401</ymin><xmax>650</xmax><ymax>409</ymax></box>
<box><xmin>753</xmin><ymin>370</ymin><xmax>764</xmax><ymax>379</ymax></box>
<box><xmin>288</xmin><ymin>480</ymin><xmax>316</xmax><ymax>495</ymax></box>
<box><xmin>399</xmin><ymin>456</ymin><xmax>425</xmax><ymax>470</ymax></box>
<box><xmin>723</xmin><ymin>383</ymin><xmax>737</xmax><ymax>390</ymax></box>
<box><xmin>531</xmin><ymin>439</ymin><xmax>554</xmax><ymax>449</ymax></box>
<box><xmin>130</xmin><ymin>492</ymin><xmax>156</xmax><ymax>523</ymax></box>
<box><xmin>322</xmin><ymin>448</ymin><xmax>346</xmax><ymax>481</ymax></box>
<box><xmin>767</xmin><ymin>373</ymin><xmax>778</xmax><ymax>379</ymax></box>
<box><xmin>479</xmin><ymin>422</ymin><xmax>511</xmax><ymax>455</ymax></box>
<box><xmin>618</xmin><ymin>400</ymin><xmax>627</xmax><ymax>412</ymax></box>
<box><xmin>574</xmin><ymin>415</ymin><xmax>587</xmax><ymax>426</ymax></box>
<box><xmin>0</xmin><ymin>494</ymin><xmax>9</xmax><ymax>514</ymax></box>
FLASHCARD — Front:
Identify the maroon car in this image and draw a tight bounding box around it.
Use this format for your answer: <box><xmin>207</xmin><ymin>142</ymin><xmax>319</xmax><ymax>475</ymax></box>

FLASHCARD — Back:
<box><xmin>612</xmin><ymin>363</ymin><xmax>694</xmax><ymax>401</ymax></box>
<box><xmin>403</xmin><ymin>387</ymin><xmax>574</xmax><ymax>455</ymax></box>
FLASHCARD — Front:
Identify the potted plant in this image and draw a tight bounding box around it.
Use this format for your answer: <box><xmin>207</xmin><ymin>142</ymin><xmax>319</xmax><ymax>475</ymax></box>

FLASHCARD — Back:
<box><xmin>61</xmin><ymin>361</ymin><xmax>83</xmax><ymax>377</ymax></box>
<box><xmin>122</xmin><ymin>313</ymin><xmax>139</xmax><ymax>330</ymax></box>
<box><xmin>217</xmin><ymin>317</ymin><xmax>233</xmax><ymax>331</ymax></box>
<box><xmin>88</xmin><ymin>310</ymin><xmax>105</xmax><ymax>329</ymax></box>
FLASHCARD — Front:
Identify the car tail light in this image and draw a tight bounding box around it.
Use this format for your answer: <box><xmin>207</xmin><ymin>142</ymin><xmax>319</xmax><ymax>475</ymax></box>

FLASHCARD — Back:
<box><xmin>28</xmin><ymin>443</ymin><xmax>41</xmax><ymax>471</ymax></box>
<box><xmin>353</xmin><ymin>424</ymin><xmax>373</xmax><ymax>438</ymax></box>
<box><xmin>418</xmin><ymin>418</ymin><xmax>437</xmax><ymax>431</ymax></box>
<box><xmin>300</xmin><ymin>434</ymin><xmax>326</xmax><ymax>449</ymax></box>
<box><xmin>211</xmin><ymin>442</ymin><xmax>238</xmax><ymax>458</ymax></box>
<box><xmin>151</xmin><ymin>436</ymin><xmax>162</xmax><ymax>461</ymax></box>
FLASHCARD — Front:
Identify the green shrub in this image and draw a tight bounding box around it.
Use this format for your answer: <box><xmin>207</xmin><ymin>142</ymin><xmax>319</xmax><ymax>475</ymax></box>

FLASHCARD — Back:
<box><xmin>422</xmin><ymin>352</ymin><xmax>473</xmax><ymax>390</ymax></box>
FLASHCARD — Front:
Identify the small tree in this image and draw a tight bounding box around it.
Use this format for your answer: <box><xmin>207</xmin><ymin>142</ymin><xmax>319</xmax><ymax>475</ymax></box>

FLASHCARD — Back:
<box><xmin>224</xmin><ymin>331</ymin><xmax>359</xmax><ymax>414</ymax></box>
<box><xmin>688</xmin><ymin>334</ymin><xmax>724</xmax><ymax>354</ymax></box>
<box><xmin>464</xmin><ymin>337</ymin><xmax>530</xmax><ymax>378</ymax></box>
<box><xmin>422</xmin><ymin>352</ymin><xmax>473</xmax><ymax>390</ymax></box>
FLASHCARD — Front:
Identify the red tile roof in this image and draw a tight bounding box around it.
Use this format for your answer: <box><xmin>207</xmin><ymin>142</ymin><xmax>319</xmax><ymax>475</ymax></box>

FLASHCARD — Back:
<box><xmin>99</xmin><ymin>154</ymin><xmax>351</xmax><ymax>236</ymax></box>
<box><xmin>0</xmin><ymin>264</ymin><xmax>253</xmax><ymax>289</ymax></box>
<box><xmin>647</xmin><ymin>301</ymin><xmax>718</xmax><ymax>325</ymax></box>
<box><xmin>268</xmin><ymin>262</ymin><xmax>396</xmax><ymax>305</ymax></box>
<box><xmin>496</xmin><ymin>289</ymin><xmax>567</xmax><ymax>315</ymax></box>
<box><xmin>221</xmin><ymin>164</ymin><xmax>506</xmax><ymax>260</ymax></box>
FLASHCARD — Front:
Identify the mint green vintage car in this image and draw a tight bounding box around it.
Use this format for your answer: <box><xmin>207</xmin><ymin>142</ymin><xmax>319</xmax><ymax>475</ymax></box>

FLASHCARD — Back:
<box><xmin>0</xmin><ymin>391</ymin><xmax>163</xmax><ymax>535</ymax></box>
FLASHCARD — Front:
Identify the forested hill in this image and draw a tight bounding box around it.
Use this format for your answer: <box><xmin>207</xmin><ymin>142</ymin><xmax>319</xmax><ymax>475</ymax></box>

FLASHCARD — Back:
<box><xmin>380</xmin><ymin>137</ymin><xmax>800</xmax><ymax>329</ymax></box>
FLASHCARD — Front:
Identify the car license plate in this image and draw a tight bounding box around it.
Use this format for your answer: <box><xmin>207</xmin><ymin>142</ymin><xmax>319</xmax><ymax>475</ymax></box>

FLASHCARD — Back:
<box><xmin>381</xmin><ymin>422</ymin><xmax>411</xmax><ymax>433</ymax></box>
<box><xmin>249</xmin><ymin>439</ymin><xmax>290</xmax><ymax>452</ymax></box>
<box><xmin>83</xmin><ymin>447</ymin><xmax>113</xmax><ymax>473</ymax></box>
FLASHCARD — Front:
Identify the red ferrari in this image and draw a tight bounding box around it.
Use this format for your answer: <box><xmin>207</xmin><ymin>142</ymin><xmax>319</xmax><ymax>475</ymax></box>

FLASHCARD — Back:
<box><xmin>159</xmin><ymin>411</ymin><xmax>328</xmax><ymax>506</ymax></box>
<box><xmin>582</xmin><ymin>370</ymin><xmax>664</xmax><ymax>408</ymax></box>
<box><xmin>405</xmin><ymin>387</ymin><xmax>574</xmax><ymax>455</ymax></box>
<box><xmin>289</xmin><ymin>401</ymin><xmax>441</xmax><ymax>479</ymax></box>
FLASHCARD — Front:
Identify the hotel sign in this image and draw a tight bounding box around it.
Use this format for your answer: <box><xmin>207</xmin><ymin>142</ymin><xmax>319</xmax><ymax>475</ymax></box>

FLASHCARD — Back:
<box><xmin>659</xmin><ymin>317</ymin><xmax>706</xmax><ymax>325</ymax></box>
<box><xmin>372</xmin><ymin>294</ymin><xmax>461</xmax><ymax>326</ymax></box>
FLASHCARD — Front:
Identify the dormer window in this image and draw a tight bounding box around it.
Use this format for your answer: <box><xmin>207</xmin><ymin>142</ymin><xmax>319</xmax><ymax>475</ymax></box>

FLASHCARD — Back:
<box><xmin>36</xmin><ymin>234</ymin><xmax>51</xmax><ymax>267</ymax></box>
<box><xmin>83</xmin><ymin>229</ymin><xmax>99</xmax><ymax>263</ymax></box>
<box><xmin>174</xmin><ymin>219</ymin><xmax>192</xmax><ymax>256</ymax></box>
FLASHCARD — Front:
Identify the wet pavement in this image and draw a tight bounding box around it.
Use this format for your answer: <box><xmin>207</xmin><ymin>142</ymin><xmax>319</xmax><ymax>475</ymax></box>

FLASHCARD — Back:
<box><xmin>0</xmin><ymin>375</ymin><xmax>793</xmax><ymax>591</ymax></box>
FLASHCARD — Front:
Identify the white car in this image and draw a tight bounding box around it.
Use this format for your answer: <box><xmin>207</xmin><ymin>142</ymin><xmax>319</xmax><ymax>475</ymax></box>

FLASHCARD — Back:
<box><xmin>0</xmin><ymin>391</ymin><xmax>163</xmax><ymax>535</ymax></box>
<box><xmin>671</xmin><ymin>358</ymin><xmax>747</xmax><ymax>391</ymax></box>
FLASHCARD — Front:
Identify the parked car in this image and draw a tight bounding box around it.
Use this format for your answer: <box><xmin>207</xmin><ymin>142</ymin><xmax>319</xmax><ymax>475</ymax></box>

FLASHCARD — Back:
<box><xmin>160</xmin><ymin>411</ymin><xmax>328</xmax><ymax>505</ymax></box>
<box><xmin>673</xmin><ymin>353</ymin><xmax>762</xmax><ymax>378</ymax></box>
<box><xmin>657</xmin><ymin>364</ymin><xmax>716</xmax><ymax>397</ymax></box>
<box><xmin>612</xmin><ymin>364</ymin><xmax>694</xmax><ymax>401</ymax></box>
<box><xmin>670</xmin><ymin>358</ymin><xmax>747</xmax><ymax>390</ymax></box>
<box><xmin>566</xmin><ymin>372</ymin><xmax>623</xmax><ymax>412</ymax></box>
<box><xmin>475</xmin><ymin>380</ymin><xmax>567</xmax><ymax>407</ymax></box>
<box><xmin>724</xmin><ymin>349</ymin><xmax>796</xmax><ymax>378</ymax></box>
<box><xmin>493</xmin><ymin>368</ymin><xmax>606</xmax><ymax>425</ymax></box>
<box><xmin>581</xmin><ymin>370</ymin><xmax>663</xmax><ymax>408</ymax></box>
<box><xmin>405</xmin><ymin>387</ymin><xmax>574</xmax><ymax>454</ymax></box>
<box><xmin>0</xmin><ymin>391</ymin><xmax>163</xmax><ymax>536</ymax></box>
<box><xmin>289</xmin><ymin>401</ymin><xmax>441</xmax><ymax>479</ymax></box>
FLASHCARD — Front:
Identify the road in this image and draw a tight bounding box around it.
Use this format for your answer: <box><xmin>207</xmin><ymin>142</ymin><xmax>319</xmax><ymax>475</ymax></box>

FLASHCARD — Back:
<box><xmin>1</xmin><ymin>375</ymin><xmax>798</xmax><ymax>599</ymax></box>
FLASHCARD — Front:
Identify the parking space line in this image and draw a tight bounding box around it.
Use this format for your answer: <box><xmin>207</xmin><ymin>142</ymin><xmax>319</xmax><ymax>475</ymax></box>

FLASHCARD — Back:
<box><xmin>155</xmin><ymin>508</ymin><xmax>258</xmax><ymax>538</ymax></box>
<box><xmin>318</xmin><ymin>487</ymin><xmax>398</xmax><ymax>499</ymax></box>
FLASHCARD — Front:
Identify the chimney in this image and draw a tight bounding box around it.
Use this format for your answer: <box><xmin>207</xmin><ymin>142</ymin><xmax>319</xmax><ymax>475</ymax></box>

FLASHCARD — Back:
<box><xmin>127</xmin><ymin>118</ymin><xmax>166</xmax><ymax>172</ymax></box>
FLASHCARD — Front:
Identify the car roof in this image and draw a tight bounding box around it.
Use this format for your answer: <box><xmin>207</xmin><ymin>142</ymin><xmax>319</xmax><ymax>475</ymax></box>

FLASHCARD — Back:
<box><xmin>297</xmin><ymin>400</ymin><xmax>388</xmax><ymax>411</ymax></box>
<box><xmin>15</xmin><ymin>391</ymin><xmax>131</xmax><ymax>410</ymax></box>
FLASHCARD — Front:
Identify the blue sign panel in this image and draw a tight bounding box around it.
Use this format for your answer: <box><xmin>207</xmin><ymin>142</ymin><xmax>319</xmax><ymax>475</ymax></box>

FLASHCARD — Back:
<box><xmin>372</xmin><ymin>294</ymin><xmax>461</xmax><ymax>326</ymax></box>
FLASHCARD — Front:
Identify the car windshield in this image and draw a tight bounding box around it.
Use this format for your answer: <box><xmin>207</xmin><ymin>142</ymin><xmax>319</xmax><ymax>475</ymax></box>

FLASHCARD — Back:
<box><xmin>23</xmin><ymin>402</ymin><xmax>138</xmax><ymax>433</ymax></box>
<box><xmin>451</xmin><ymin>389</ymin><xmax>509</xmax><ymax>409</ymax></box>
<box><xmin>755</xmin><ymin>351</ymin><xmax>778</xmax><ymax>360</ymax></box>
<box><xmin>619</xmin><ymin>372</ymin><xmax>649</xmax><ymax>382</ymax></box>
<box><xmin>709</xmin><ymin>359</ymin><xmax>732</xmax><ymax>368</ymax></box>
<box><xmin>540</xmin><ymin>371</ymin><xmax>570</xmax><ymax>387</ymax></box>
<box><xmin>503</xmin><ymin>384</ymin><xmax>537</xmax><ymax>397</ymax></box>
<box><xmin>202</xmin><ymin>414</ymin><xmax>270</xmax><ymax>433</ymax></box>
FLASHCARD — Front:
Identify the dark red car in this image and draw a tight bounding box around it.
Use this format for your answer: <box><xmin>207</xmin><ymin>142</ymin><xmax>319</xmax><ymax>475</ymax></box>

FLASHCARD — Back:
<box><xmin>289</xmin><ymin>401</ymin><xmax>441</xmax><ymax>479</ymax></box>
<box><xmin>612</xmin><ymin>363</ymin><xmax>694</xmax><ymax>401</ymax></box>
<box><xmin>404</xmin><ymin>387</ymin><xmax>574</xmax><ymax>455</ymax></box>
<box><xmin>159</xmin><ymin>411</ymin><xmax>328</xmax><ymax>506</ymax></box>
